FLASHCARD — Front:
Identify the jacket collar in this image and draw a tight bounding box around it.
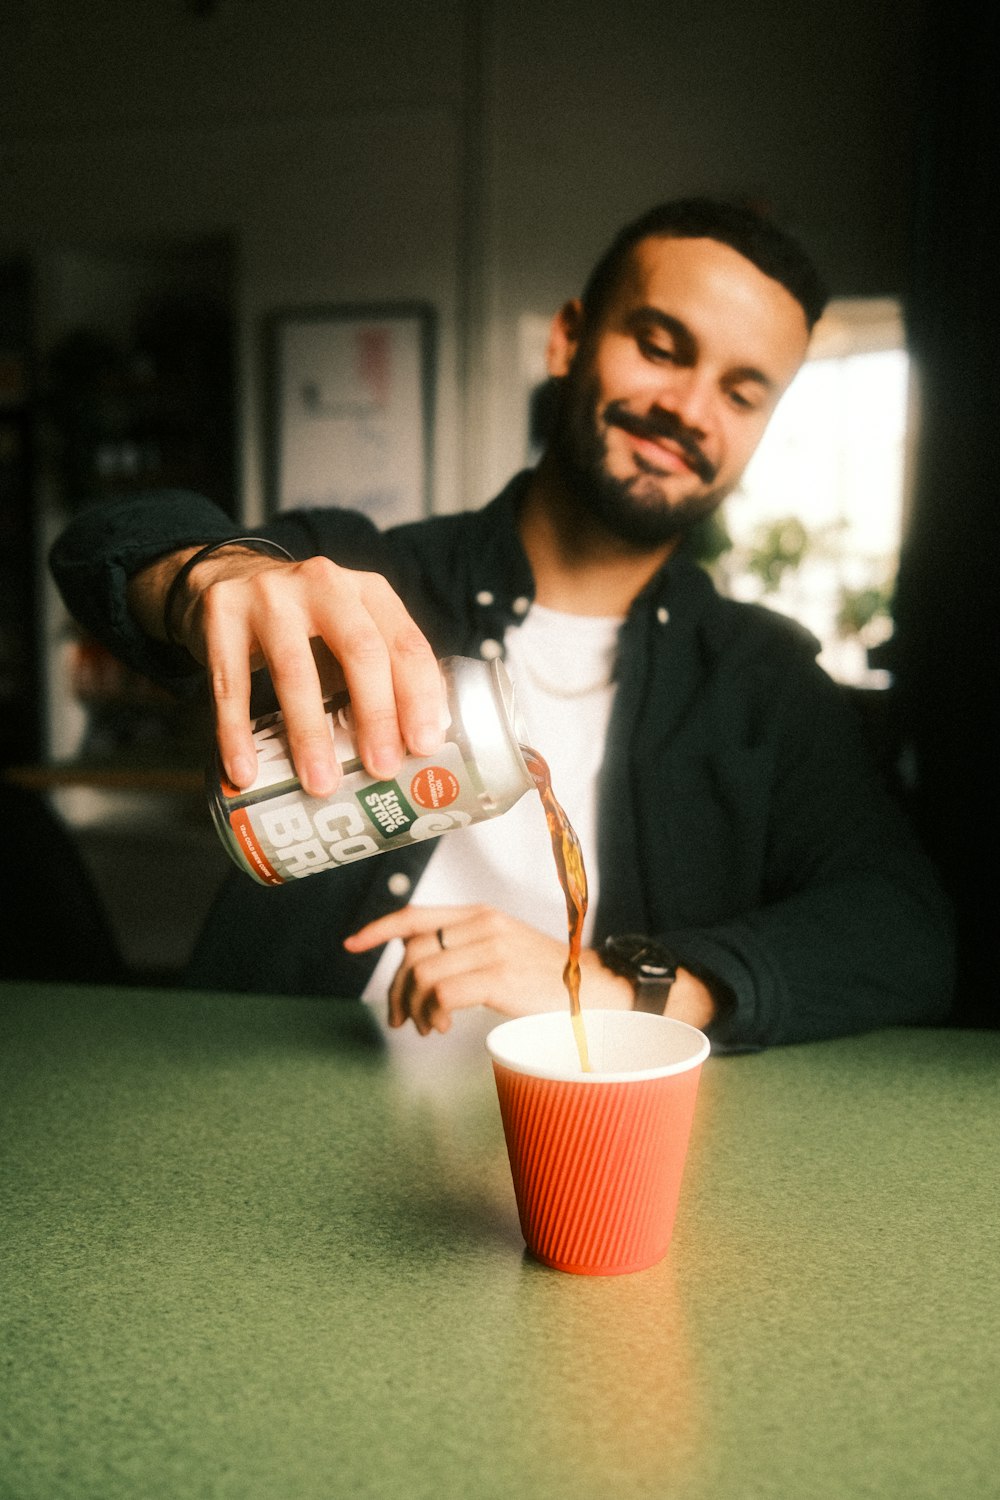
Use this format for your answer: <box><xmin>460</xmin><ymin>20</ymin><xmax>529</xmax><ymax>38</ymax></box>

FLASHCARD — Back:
<box><xmin>468</xmin><ymin>468</ymin><xmax>719</xmax><ymax>631</ymax></box>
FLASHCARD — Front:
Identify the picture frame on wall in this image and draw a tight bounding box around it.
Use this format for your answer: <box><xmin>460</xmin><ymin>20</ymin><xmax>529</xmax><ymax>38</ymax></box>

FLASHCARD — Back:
<box><xmin>266</xmin><ymin>302</ymin><xmax>435</xmax><ymax>525</ymax></box>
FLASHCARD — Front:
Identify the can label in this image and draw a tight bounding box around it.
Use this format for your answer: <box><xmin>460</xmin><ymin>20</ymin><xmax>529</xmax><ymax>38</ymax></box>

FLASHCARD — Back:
<box><xmin>209</xmin><ymin>658</ymin><xmax>531</xmax><ymax>885</ymax></box>
<box><xmin>215</xmin><ymin>704</ymin><xmax>484</xmax><ymax>884</ymax></box>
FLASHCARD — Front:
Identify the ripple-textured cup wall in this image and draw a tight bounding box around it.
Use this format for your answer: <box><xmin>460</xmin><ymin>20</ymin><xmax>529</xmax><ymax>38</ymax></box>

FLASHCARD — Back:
<box><xmin>487</xmin><ymin>1010</ymin><xmax>709</xmax><ymax>1276</ymax></box>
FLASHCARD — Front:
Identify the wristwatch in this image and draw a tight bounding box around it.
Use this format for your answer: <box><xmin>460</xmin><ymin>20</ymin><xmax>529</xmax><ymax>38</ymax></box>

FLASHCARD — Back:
<box><xmin>601</xmin><ymin>935</ymin><xmax>679</xmax><ymax>1015</ymax></box>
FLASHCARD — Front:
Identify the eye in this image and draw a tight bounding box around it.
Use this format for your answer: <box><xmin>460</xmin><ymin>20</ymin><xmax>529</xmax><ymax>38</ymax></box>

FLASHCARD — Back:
<box><xmin>727</xmin><ymin>386</ymin><xmax>762</xmax><ymax>412</ymax></box>
<box><xmin>638</xmin><ymin>334</ymin><xmax>676</xmax><ymax>363</ymax></box>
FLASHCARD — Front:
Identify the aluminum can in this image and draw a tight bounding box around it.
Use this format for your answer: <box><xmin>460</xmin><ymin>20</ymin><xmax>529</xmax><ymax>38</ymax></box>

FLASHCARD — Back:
<box><xmin>208</xmin><ymin>655</ymin><xmax>533</xmax><ymax>886</ymax></box>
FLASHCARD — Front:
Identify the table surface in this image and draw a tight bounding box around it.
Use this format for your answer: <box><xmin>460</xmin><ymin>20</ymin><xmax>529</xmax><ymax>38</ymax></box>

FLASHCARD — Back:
<box><xmin>1</xmin><ymin>983</ymin><xmax>997</xmax><ymax>1500</ymax></box>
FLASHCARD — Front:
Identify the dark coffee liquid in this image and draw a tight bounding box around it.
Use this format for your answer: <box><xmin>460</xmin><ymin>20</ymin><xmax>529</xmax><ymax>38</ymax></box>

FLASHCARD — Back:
<box><xmin>521</xmin><ymin>745</ymin><xmax>592</xmax><ymax>1072</ymax></box>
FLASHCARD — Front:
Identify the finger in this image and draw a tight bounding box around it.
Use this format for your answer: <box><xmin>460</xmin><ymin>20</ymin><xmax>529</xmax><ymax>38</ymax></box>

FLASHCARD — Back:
<box><xmin>203</xmin><ymin>607</ymin><xmax>260</xmax><ymax>790</ymax></box>
<box><xmin>344</xmin><ymin>905</ymin><xmax>480</xmax><ymax>954</ymax></box>
<box><xmin>207</xmin><ymin>555</ymin><xmax>444</xmax><ymax>790</ymax></box>
<box><xmin>254</xmin><ymin>630</ymin><xmax>343</xmax><ymax>800</ymax></box>
<box><xmin>386</xmin><ymin>957</ymin><xmax>408</xmax><ymax>1030</ymax></box>
<box><xmin>388</xmin><ymin>959</ymin><xmax>428</xmax><ymax>1033</ymax></box>
<box><xmin>309</xmin><ymin>639</ymin><xmax>348</xmax><ymax>699</ymax></box>
<box><xmin>355</xmin><ymin>574</ymin><xmax>448</xmax><ymax>756</ymax></box>
<box><xmin>208</xmin><ymin>557</ymin><xmax>394</xmax><ymax>790</ymax></box>
<box><xmin>389</xmin><ymin>944</ymin><xmax>458</xmax><ymax>1035</ymax></box>
<box><xmin>398</xmin><ymin>963</ymin><xmax>453</xmax><ymax>1035</ymax></box>
<box><xmin>302</xmin><ymin>567</ymin><xmax>406</xmax><ymax>780</ymax></box>
<box><xmin>312</xmin><ymin>569</ymin><xmax>446</xmax><ymax>771</ymax></box>
<box><xmin>387</xmin><ymin>939</ymin><xmax>446</xmax><ymax>1033</ymax></box>
<box><xmin>393</xmin><ymin>934</ymin><xmax>507</xmax><ymax>1035</ymax></box>
<box><xmin>199</xmin><ymin>564</ymin><xmax>341</xmax><ymax>797</ymax></box>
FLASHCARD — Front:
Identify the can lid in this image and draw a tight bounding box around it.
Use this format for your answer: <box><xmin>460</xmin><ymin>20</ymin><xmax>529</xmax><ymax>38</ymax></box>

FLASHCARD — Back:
<box><xmin>489</xmin><ymin>655</ymin><xmax>530</xmax><ymax>750</ymax></box>
<box><xmin>484</xmin><ymin>656</ymin><xmax>532</xmax><ymax>794</ymax></box>
<box><xmin>442</xmin><ymin>655</ymin><xmax>532</xmax><ymax>797</ymax></box>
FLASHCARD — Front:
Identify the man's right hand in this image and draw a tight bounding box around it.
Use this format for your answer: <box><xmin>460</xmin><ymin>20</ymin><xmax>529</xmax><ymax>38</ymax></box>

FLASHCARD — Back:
<box><xmin>126</xmin><ymin>544</ymin><xmax>448</xmax><ymax>797</ymax></box>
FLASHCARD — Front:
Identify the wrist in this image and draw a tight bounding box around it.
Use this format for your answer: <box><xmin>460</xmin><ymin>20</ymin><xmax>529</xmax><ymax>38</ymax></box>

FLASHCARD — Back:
<box><xmin>663</xmin><ymin>970</ymin><xmax>718</xmax><ymax>1031</ymax></box>
<box><xmin>128</xmin><ymin>546</ymin><xmax>205</xmax><ymax>644</ymax></box>
<box><xmin>581</xmin><ymin>948</ymin><xmax>634</xmax><ymax>1008</ymax></box>
<box><xmin>600</xmin><ymin>934</ymin><xmax>679</xmax><ymax>1015</ymax></box>
<box><xmin>159</xmin><ymin>536</ymin><xmax>295</xmax><ymax>648</ymax></box>
<box><xmin>598</xmin><ymin>934</ymin><xmax>720</xmax><ymax>1032</ymax></box>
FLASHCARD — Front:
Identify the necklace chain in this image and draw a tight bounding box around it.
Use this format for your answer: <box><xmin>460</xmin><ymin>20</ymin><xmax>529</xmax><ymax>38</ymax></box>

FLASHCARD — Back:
<box><xmin>517</xmin><ymin>653</ymin><xmax>617</xmax><ymax>700</ymax></box>
<box><xmin>504</xmin><ymin>603</ymin><xmax>623</xmax><ymax>701</ymax></box>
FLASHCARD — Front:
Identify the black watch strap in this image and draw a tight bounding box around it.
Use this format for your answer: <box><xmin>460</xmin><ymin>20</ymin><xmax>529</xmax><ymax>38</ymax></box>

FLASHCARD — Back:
<box><xmin>601</xmin><ymin>935</ymin><xmax>679</xmax><ymax>1015</ymax></box>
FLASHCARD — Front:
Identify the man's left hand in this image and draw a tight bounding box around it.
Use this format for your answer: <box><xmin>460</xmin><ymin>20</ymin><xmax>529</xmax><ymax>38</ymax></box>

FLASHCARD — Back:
<box><xmin>344</xmin><ymin>904</ymin><xmax>632</xmax><ymax>1035</ymax></box>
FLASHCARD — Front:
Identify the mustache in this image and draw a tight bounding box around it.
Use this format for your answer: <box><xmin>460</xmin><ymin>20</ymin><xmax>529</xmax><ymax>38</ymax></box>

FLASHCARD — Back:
<box><xmin>603</xmin><ymin>401</ymin><xmax>718</xmax><ymax>485</ymax></box>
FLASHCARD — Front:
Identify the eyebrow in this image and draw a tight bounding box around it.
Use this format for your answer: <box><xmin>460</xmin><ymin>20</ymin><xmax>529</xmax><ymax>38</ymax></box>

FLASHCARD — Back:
<box><xmin>625</xmin><ymin>306</ymin><xmax>777</xmax><ymax>393</ymax></box>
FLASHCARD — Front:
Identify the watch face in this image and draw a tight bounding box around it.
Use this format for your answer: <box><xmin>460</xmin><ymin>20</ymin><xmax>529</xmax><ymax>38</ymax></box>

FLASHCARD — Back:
<box><xmin>635</xmin><ymin>951</ymin><xmax>676</xmax><ymax>980</ymax></box>
<box><xmin>604</xmin><ymin>935</ymin><xmax>678</xmax><ymax>980</ymax></box>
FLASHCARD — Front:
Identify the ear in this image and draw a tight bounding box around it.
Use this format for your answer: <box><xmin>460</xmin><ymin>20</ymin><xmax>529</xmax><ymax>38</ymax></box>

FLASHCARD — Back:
<box><xmin>546</xmin><ymin>298</ymin><xmax>584</xmax><ymax>378</ymax></box>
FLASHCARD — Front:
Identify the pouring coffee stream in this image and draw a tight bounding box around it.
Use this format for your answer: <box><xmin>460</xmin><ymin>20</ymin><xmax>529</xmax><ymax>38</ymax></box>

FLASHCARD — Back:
<box><xmin>520</xmin><ymin>744</ymin><xmax>592</xmax><ymax>1073</ymax></box>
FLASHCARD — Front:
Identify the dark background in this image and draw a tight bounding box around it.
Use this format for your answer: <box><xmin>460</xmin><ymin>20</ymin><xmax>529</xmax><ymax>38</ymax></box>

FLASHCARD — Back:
<box><xmin>0</xmin><ymin>1</ymin><xmax>995</xmax><ymax>1023</ymax></box>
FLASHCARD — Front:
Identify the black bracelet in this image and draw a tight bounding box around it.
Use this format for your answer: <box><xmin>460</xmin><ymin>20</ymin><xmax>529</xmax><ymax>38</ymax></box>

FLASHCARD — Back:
<box><xmin>162</xmin><ymin>536</ymin><xmax>295</xmax><ymax>645</ymax></box>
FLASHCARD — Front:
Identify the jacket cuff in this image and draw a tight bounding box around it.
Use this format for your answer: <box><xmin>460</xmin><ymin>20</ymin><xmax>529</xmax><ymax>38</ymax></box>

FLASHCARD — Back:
<box><xmin>666</xmin><ymin>929</ymin><xmax>766</xmax><ymax>1053</ymax></box>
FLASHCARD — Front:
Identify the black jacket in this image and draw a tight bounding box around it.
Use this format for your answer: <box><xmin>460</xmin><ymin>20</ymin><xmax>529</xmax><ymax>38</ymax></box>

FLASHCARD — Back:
<box><xmin>50</xmin><ymin>474</ymin><xmax>955</xmax><ymax>1049</ymax></box>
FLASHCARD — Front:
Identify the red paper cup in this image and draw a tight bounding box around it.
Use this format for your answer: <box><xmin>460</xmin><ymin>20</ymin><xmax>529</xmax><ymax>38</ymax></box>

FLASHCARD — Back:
<box><xmin>487</xmin><ymin>1010</ymin><xmax>709</xmax><ymax>1276</ymax></box>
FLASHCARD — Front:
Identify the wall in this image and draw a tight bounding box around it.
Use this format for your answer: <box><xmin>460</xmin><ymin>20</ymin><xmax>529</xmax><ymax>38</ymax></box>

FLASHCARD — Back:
<box><xmin>1</xmin><ymin>0</ymin><xmax>927</xmax><ymax>515</ymax></box>
<box><xmin>0</xmin><ymin>0</ymin><xmax>470</xmax><ymax>522</ymax></box>
<box><xmin>477</xmin><ymin>0</ymin><xmax>926</xmax><ymax>495</ymax></box>
<box><xmin>0</xmin><ymin>0</ymin><xmax>931</xmax><ymax>977</ymax></box>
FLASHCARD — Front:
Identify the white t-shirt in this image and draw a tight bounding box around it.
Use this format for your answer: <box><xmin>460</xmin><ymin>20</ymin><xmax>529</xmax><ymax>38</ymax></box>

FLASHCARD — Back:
<box><xmin>362</xmin><ymin>603</ymin><xmax>623</xmax><ymax>1010</ymax></box>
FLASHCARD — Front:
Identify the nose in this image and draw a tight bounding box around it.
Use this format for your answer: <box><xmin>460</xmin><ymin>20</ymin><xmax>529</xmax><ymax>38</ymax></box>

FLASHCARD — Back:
<box><xmin>654</xmin><ymin>369</ymin><xmax>712</xmax><ymax>436</ymax></box>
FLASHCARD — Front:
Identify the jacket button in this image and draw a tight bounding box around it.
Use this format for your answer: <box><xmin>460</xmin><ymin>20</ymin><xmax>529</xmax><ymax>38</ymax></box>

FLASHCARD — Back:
<box><xmin>475</xmin><ymin>589</ymin><xmax>494</xmax><ymax>606</ymax></box>
<box><xmin>480</xmin><ymin>638</ymin><xmax>502</xmax><ymax>660</ymax></box>
<box><xmin>656</xmin><ymin>606</ymin><xmax>670</xmax><ymax>625</ymax></box>
<box><xmin>512</xmin><ymin>595</ymin><xmax>530</xmax><ymax>615</ymax></box>
<box><xmin>387</xmin><ymin>872</ymin><xmax>412</xmax><ymax>897</ymax></box>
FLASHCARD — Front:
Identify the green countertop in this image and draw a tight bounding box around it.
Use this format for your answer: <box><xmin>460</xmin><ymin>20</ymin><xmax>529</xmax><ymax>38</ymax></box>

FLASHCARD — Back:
<box><xmin>1</xmin><ymin>983</ymin><xmax>997</xmax><ymax>1499</ymax></box>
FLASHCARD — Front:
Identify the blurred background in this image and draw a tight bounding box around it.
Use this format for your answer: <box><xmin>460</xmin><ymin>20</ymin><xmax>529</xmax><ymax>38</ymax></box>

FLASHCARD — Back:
<box><xmin>0</xmin><ymin>0</ymin><xmax>995</xmax><ymax>1022</ymax></box>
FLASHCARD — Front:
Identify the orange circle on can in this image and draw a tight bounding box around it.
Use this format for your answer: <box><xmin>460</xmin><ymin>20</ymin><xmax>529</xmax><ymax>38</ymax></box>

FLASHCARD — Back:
<box><xmin>410</xmin><ymin>765</ymin><xmax>460</xmax><ymax>809</ymax></box>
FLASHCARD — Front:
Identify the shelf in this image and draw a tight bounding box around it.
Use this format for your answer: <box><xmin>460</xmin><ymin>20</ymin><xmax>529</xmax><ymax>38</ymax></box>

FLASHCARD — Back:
<box><xmin>4</xmin><ymin>762</ymin><xmax>205</xmax><ymax>794</ymax></box>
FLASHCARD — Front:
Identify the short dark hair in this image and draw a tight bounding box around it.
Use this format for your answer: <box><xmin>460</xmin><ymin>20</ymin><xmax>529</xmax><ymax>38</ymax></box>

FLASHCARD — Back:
<box><xmin>580</xmin><ymin>196</ymin><xmax>828</xmax><ymax>332</ymax></box>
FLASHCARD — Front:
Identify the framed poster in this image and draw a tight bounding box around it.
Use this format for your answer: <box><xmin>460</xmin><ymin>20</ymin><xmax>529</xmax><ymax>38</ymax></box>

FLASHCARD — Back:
<box><xmin>266</xmin><ymin>302</ymin><xmax>435</xmax><ymax>525</ymax></box>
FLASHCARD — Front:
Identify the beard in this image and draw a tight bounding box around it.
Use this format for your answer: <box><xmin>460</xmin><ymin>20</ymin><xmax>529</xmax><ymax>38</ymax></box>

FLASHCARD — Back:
<box><xmin>546</xmin><ymin>370</ymin><xmax>729</xmax><ymax>548</ymax></box>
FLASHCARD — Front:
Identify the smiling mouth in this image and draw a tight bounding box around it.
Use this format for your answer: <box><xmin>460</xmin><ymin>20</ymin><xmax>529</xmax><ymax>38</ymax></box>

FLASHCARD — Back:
<box><xmin>604</xmin><ymin>404</ymin><xmax>717</xmax><ymax>485</ymax></box>
<box><xmin>629</xmin><ymin>432</ymin><xmax>697</xmax><ymax>475</ymax></box>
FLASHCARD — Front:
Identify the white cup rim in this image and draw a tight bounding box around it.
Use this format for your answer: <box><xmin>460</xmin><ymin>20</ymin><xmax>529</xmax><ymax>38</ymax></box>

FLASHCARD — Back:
<box><xmin>486</xmin><ymin>1008</ymin><xmax>710</xmax><ymax>1083</ymax></box>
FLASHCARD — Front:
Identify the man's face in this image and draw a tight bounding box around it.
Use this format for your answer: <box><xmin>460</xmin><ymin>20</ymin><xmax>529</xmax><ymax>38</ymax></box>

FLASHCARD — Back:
<box><xmin>546</xmin><ymin>235</ymin><xmax>811</xmax><ymax>547</ymax></box>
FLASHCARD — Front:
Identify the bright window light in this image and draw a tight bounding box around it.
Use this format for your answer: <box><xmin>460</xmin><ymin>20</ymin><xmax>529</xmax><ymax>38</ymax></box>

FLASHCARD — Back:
<box><xmin>712</xmin><ymin>298</ymin><xmax>911</xmax><ymax>687</ymax></box>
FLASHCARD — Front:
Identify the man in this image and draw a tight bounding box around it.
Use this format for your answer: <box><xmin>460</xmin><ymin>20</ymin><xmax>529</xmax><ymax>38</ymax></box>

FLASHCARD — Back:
<box><xmin>51</xmin><ymin>197</ymin><xmax>954</xmax><ymax>1049</ymax></box>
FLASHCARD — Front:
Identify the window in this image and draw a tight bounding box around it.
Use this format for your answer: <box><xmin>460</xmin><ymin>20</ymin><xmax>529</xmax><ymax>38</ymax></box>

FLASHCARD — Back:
<box><xmin>711</xmin><ymin>298</ymin><xmax>911</xmax><ymax>687</ymax></box>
